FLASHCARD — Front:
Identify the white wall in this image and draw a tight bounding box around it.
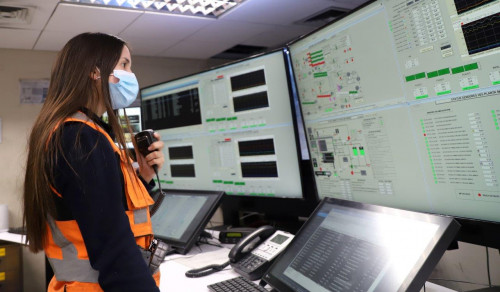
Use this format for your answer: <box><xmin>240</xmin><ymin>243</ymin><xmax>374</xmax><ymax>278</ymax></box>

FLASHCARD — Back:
<box><xmin>0</xmin><ymin>48</ymin><xmax>226</xmax><ymax>292</ymax></box>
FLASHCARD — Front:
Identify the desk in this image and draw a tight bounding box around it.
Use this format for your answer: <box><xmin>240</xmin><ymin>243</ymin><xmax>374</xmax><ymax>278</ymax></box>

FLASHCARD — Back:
<box><xmin>159</xmin><ymin>243</ymin><xmax>242</xmax><ymax>291</ymax></box>
<box><xmin>158</xmin><ymin>242</ymin><xmax>457</xmax><ymax>292</ymax></box>
<box><xmin>0</xmin><ymin>232</ymin><xmax>25</xmax><ymax>245</ymax></box>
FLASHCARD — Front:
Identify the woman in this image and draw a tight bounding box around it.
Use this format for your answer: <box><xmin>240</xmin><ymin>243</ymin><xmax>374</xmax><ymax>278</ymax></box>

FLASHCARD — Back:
<box><xmin>23</xmin><ymin>32</ymin><xmax>164</xmax><ymax>291</ymax></box>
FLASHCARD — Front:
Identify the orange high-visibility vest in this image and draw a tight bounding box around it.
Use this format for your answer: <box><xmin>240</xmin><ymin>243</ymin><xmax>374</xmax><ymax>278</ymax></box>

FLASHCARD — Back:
<box><xmin>44</xmin><ymin>112</ymin><xmax>160</xmax><ymax>291</ymax></box>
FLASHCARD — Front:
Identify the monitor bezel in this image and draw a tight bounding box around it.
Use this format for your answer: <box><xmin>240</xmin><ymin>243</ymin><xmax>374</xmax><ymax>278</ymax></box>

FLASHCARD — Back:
<box><xmin>284</xmin><ymin>0</ymin><xmax>500</xmax><ymax>247</ymax></box>
<box><xmin>151</xmin><ymin>189</ymin><xmax>224</xmax><ymax>254</ymax></box>
<box><xmin>262</xmin><ymin>197</ymin><xmax>461</xmax><ymax>292</ymax></box>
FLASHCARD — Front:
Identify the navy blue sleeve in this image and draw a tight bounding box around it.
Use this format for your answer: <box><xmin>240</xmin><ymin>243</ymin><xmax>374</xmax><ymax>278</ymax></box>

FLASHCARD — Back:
<box><xmin>139</xmin><ymin>174</ymin><xmax>156</xmax><ymax>192</ymax></box>
<box><xmin>55</xmin><ymin>123</ymin><xmax>159</xmax><ymax>292</ymax></box>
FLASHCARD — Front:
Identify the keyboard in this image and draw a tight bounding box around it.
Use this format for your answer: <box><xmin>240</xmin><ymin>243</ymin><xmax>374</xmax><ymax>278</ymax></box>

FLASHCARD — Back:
<box><xmin>208</xmin><ymin>276</ymin><xmax>268</xmax><ymax>292</ymax></box>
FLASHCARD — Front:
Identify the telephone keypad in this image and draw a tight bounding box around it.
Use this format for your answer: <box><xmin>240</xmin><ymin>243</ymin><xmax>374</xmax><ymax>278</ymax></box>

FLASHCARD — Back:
<box><xmin>240</xmin><ymin>254</ymin><xmax>266</xmax><ymax>272</ymax></box>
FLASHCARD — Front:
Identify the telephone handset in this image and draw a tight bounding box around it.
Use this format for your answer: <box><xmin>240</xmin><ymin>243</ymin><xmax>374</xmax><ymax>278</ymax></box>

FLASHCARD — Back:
<box><xmin>228</xmin><ymin>225</ymin><xmax>275</xmax><ymax>263</ymax></box>
<box><xmin>229</xmin><ymin>225</ymin><xmax>294</xmax><ymax>281</ymax></box>
<box><xmin>184</xmin><ymin>225</ymin><xmax>294</xmax><ymax>280</ymax></box>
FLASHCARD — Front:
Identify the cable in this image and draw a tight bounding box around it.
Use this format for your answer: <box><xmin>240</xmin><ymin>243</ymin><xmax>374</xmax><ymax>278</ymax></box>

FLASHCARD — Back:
<box><xmin>486</xmin><ymin>247</ymin><xmax>492</xmax><ymax>287</ymax></box>
<box><xmin>149</xmin><ymin>171</ymin><xmax>165</xmax><ymax>216</ymax></box>
<box><xmin>185</xmin><ymin>261</ymin><xmax>230</xmax><ymax>278</ymax></box>
<box><xmin>428</xmin><ymin>278</ymin><xmax>495</xmax><ymax>286</ymax></box>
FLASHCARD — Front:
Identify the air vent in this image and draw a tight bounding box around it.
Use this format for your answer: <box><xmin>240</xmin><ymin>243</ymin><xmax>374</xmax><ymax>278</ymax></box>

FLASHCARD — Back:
<box><xmin>0</xmin><ymin>5</ymin><xmax>32</xmax><ymax>25</ymax></box>
<box><xmin>211</xmin><ymin>44</ymin><xmax>268</xmax><ymax>60</ymax></box>
<box><xmin>297</xmin><ymin>7</ymin><xmax>349</xmax><ymax>26</ymax></box>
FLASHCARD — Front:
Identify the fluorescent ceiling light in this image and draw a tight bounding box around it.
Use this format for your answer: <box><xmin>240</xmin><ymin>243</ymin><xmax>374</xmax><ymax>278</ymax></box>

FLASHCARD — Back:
<box><xmin>60</xmin><ymin>0</ymin><xmax>245</xmax><ymax>18</ymax></box>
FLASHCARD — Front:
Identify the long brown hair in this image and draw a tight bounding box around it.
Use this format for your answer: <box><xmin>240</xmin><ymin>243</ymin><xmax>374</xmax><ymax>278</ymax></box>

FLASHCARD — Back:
<box><xmin>23</xmin><ymin>32</ymin><xmax>134</xmax><ymax>252</ymax></box>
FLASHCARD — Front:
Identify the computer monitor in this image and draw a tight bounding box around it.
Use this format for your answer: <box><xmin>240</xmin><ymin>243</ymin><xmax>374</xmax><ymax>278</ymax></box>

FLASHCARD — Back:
<box><xmin>263</xmin><ymin>198</ymin><xmax>460</xmax><ymax>292</ymax></box>
<box><xmin>288</xmin><ymin>0</ymin><xmax>500</xmax><ymax>246</ymax></box>
<box><xmin>140</xmin><ymin>49</ymin><xmax>305</xmax><ymax>200</ymax></box>
<box><xmin>151</xmin><ymin>189</ymin><xmax>224</xmax><ymax>254</ymax></box>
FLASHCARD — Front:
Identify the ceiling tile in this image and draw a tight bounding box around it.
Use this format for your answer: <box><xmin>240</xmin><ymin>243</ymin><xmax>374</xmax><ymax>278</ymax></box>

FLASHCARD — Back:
<box><xmin>242</xmin><ymin>25</ymin><xmax>315</xmax><ymax>48</ymax></box>
<box><xmin>33</xmin><ymin>30</ymin><xmax>79</xmax><ymax>51</ymax></box>
<box><xmin>119</xmin><ymin>11</ymin><xmax>215</xmax><ymax>56</ymax></box>
<box><xmin>0</xmin><ymin>28</ymin><xmax>40</xmax><ymax>49</ymax></box>
<box><xmin>158</xmin><ymin>40</ymin><xmax>233</xmax><ymax>59</ymax></box>
<box><xmin>221</xmin><ymin>0</ymin><xmax>335</xmax><ymax>25</ymax></box>
<box><xmin>121</xmin><ymin>11</ymin><xmax>214</xmax><ymax>39</ymax></box>
<box><xmin>123</xmin><ymin>35</ymin><xmax>181</xmax><ymax>56</ymax></box>
<box><xmin>184</xmin><ymin>19</ymin><xmax>272</xmax><ymax>45</ymax></box>
<box><xmin>44</xmin><ymin>3</ymin><xmax>143</xmax><ymax>34</ymax></box>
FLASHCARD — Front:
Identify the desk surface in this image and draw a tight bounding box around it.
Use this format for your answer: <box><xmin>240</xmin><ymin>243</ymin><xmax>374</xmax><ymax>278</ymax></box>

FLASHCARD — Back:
<box><xmin>0</xmin><ymin>231</ymin><xmax>26</xmax><ymax>245</ymax></box>
<box><xmin>158</xmin><ymin>242</ymin><xmax>457</xmax><ymax>292</ymax></box>
<box><xmin>0</xmin><ymin>231</ymin><xmax>457</xmax><ymax>292</ymax></box>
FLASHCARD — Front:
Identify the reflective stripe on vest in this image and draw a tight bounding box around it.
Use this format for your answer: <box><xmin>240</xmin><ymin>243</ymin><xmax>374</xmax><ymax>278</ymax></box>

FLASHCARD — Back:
<box><xmin>45</xmin><ymin>112</ymin><xmax>156</xmax><ymax>287</ymax></box>
<box><xmin>46</xmin><ymin>217</ymin><xmax>99</xmax><ymax>283</ymax></box>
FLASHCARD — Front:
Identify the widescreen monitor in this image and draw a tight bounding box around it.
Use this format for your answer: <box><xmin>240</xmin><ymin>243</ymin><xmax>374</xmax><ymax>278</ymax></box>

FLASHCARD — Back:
<box><xmin>263</xmin><ymin>198</ymin><xmax>460</xmax><ymax>292</ymax></box>
<box><xmin>288</xmin><ymin>0</ymin><xmax>500</xmax><ymax>245</ymax></box>
<box><xmin>140</xmin><ymin>49</ymin><xmax>305</xmax><ymax>199</ymax></box>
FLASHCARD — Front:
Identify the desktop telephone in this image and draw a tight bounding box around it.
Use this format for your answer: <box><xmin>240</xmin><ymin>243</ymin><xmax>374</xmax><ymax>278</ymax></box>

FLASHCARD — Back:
<box><xmin>229</xmin><ymin>225</ymin><xmax>294</xmax><ymax>280</ymax></box>
<box><xmin>185</xmin><ymin>225</ymin><xmax>294</xmax><ymax>281</ymax></box>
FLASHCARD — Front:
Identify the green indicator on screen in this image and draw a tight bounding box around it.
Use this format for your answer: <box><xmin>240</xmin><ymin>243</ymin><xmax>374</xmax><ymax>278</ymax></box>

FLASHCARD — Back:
<box><xmin>166</xmin><ymin>181</ymin><xmax>174</xmax><ymax>184</ymax></box>
<box><xmin>353</xmin><ymin>148</ymin><xmax>359</xmax><ymax>156</ymax></box>
<box><xmin>206</xmin><ymin>118</ymin><xmax>215</xmax><ymax>122</ymax></box>
<box><xmin>406</xmin><ymin>75</ymin><xmax>416</xmax><ymax>82</ymax></box>
<box><xmin>226</xmin><ymin>192</ymin><xmax>233</xmax><ymax>195</ymax></box>
<box><xmin>349</xmin><ymin>91</ymin><xmax>358</xmax><ymax>94</ymax></box>
<box><xmin>267</xmin><ymin>194</ymin><xmax>275</xmax><ymax>197</ymax></box>
<box><xmin>325</xmin><ymin>108</ymin><xmax>333</xmax><ymax>112</ymax></box>
<box><xmin>415</xmin><ymin>72</ymin><xmax>426</xmax><ymax>80</ymax></box>
<box><xmin>427</xmin><ymin>71</ymin><xmax>438</xmax><ymax>78</ymax></box>
<box><xmin>237</xmin><ymin>192</ymin><xmax>245</xmax><ymax>195</ymax></box>
<box><xmin>452</xmin><ymin>66</ymin><xmax>465</xmax><ymax>74</ymax></box>
<box><xmin>242</xmin><ymin>126</ymin><xmax>249</xmax><ymax>129</ymax></box>
<box><xmin>259</xmin><ymin>124</ymin><xmax>266</xmax><ymax>127</ymax></box>
<box><xmin>216</xmin><ymin>117</ymin><xmax>226</xmax><ymax>121</ymax></box>
<box><xmin>230</xmin><ymin>127</ymin><xmax>237</xmax><ymax>130</ymax></box>
<box><xmin>464</xmin><ymin>62</ymin><xmax>478</xmax><ymax>71</ymax></box>
<box><xmin>493</xmin><ymin>80</ymin><xmax>500</xmax><ymax>85</ymax></box>
<box><xmin>235</xmin><ymin>182</ymin><xmax>245</xmax><ymax>186</ymax></box>
<box><xmin>249</xmin><ymin>193</ymin><xmax>257</xmax><ymax>196</ymax></box>
<box><xmin>314</xmin><ymin>72</ymin><xmax>328</xmax><ymax>78</ymax></box>
<box><xmin>219</xmin><ymin>129</ymin><xmax>226</xmax><ymax>132</ymax></box>
<box><xmin>209</xmin><ymin>130</ymin><xmax>216</xmax><ymax>133</ymax></box>
<box><xmin>463</xmin><ymin>85</ymin><xmax>479</xmax><ymax>91</ymax></box>
<box><xmin>213</xmin><ymin>180</ymin><xmax>222</xmax><ymax>183</ymax></box>
<box><xmin>360</xmin><ymin>148</ymin><xmax>365</xmax><ymax>156</ymax></box>
<box><xmin>223</xmin><ymin>181</ymin><xmax>234</xmax><ymax>185</ymax></box>
<box><xmin>416</xmin><ymin>95</ymin><xmax>429</xmax><ymax>100</ymax></box>
<box><xmin>438</xmin><ymin>68</ymin><xmax>450</xmax><ymax>76</ymax></box>
<box><xmin>437</xmin><ymin>90</ymin><xmax>451</xmax><ymax>96</ymax></box>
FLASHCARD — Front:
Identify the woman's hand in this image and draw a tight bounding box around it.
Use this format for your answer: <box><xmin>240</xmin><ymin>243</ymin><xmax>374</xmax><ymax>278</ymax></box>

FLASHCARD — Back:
<box><xmin>136</xmin><ymin>132</ymin><xmax>164</xmax><ymax>183</ymax></box>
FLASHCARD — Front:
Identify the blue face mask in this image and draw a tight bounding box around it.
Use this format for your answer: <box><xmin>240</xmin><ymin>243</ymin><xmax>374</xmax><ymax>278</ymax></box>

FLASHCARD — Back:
<box><xmin>109</xmin><ymin>69</ymin><xmax>139</xmax><ymax>109</ymax></box>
